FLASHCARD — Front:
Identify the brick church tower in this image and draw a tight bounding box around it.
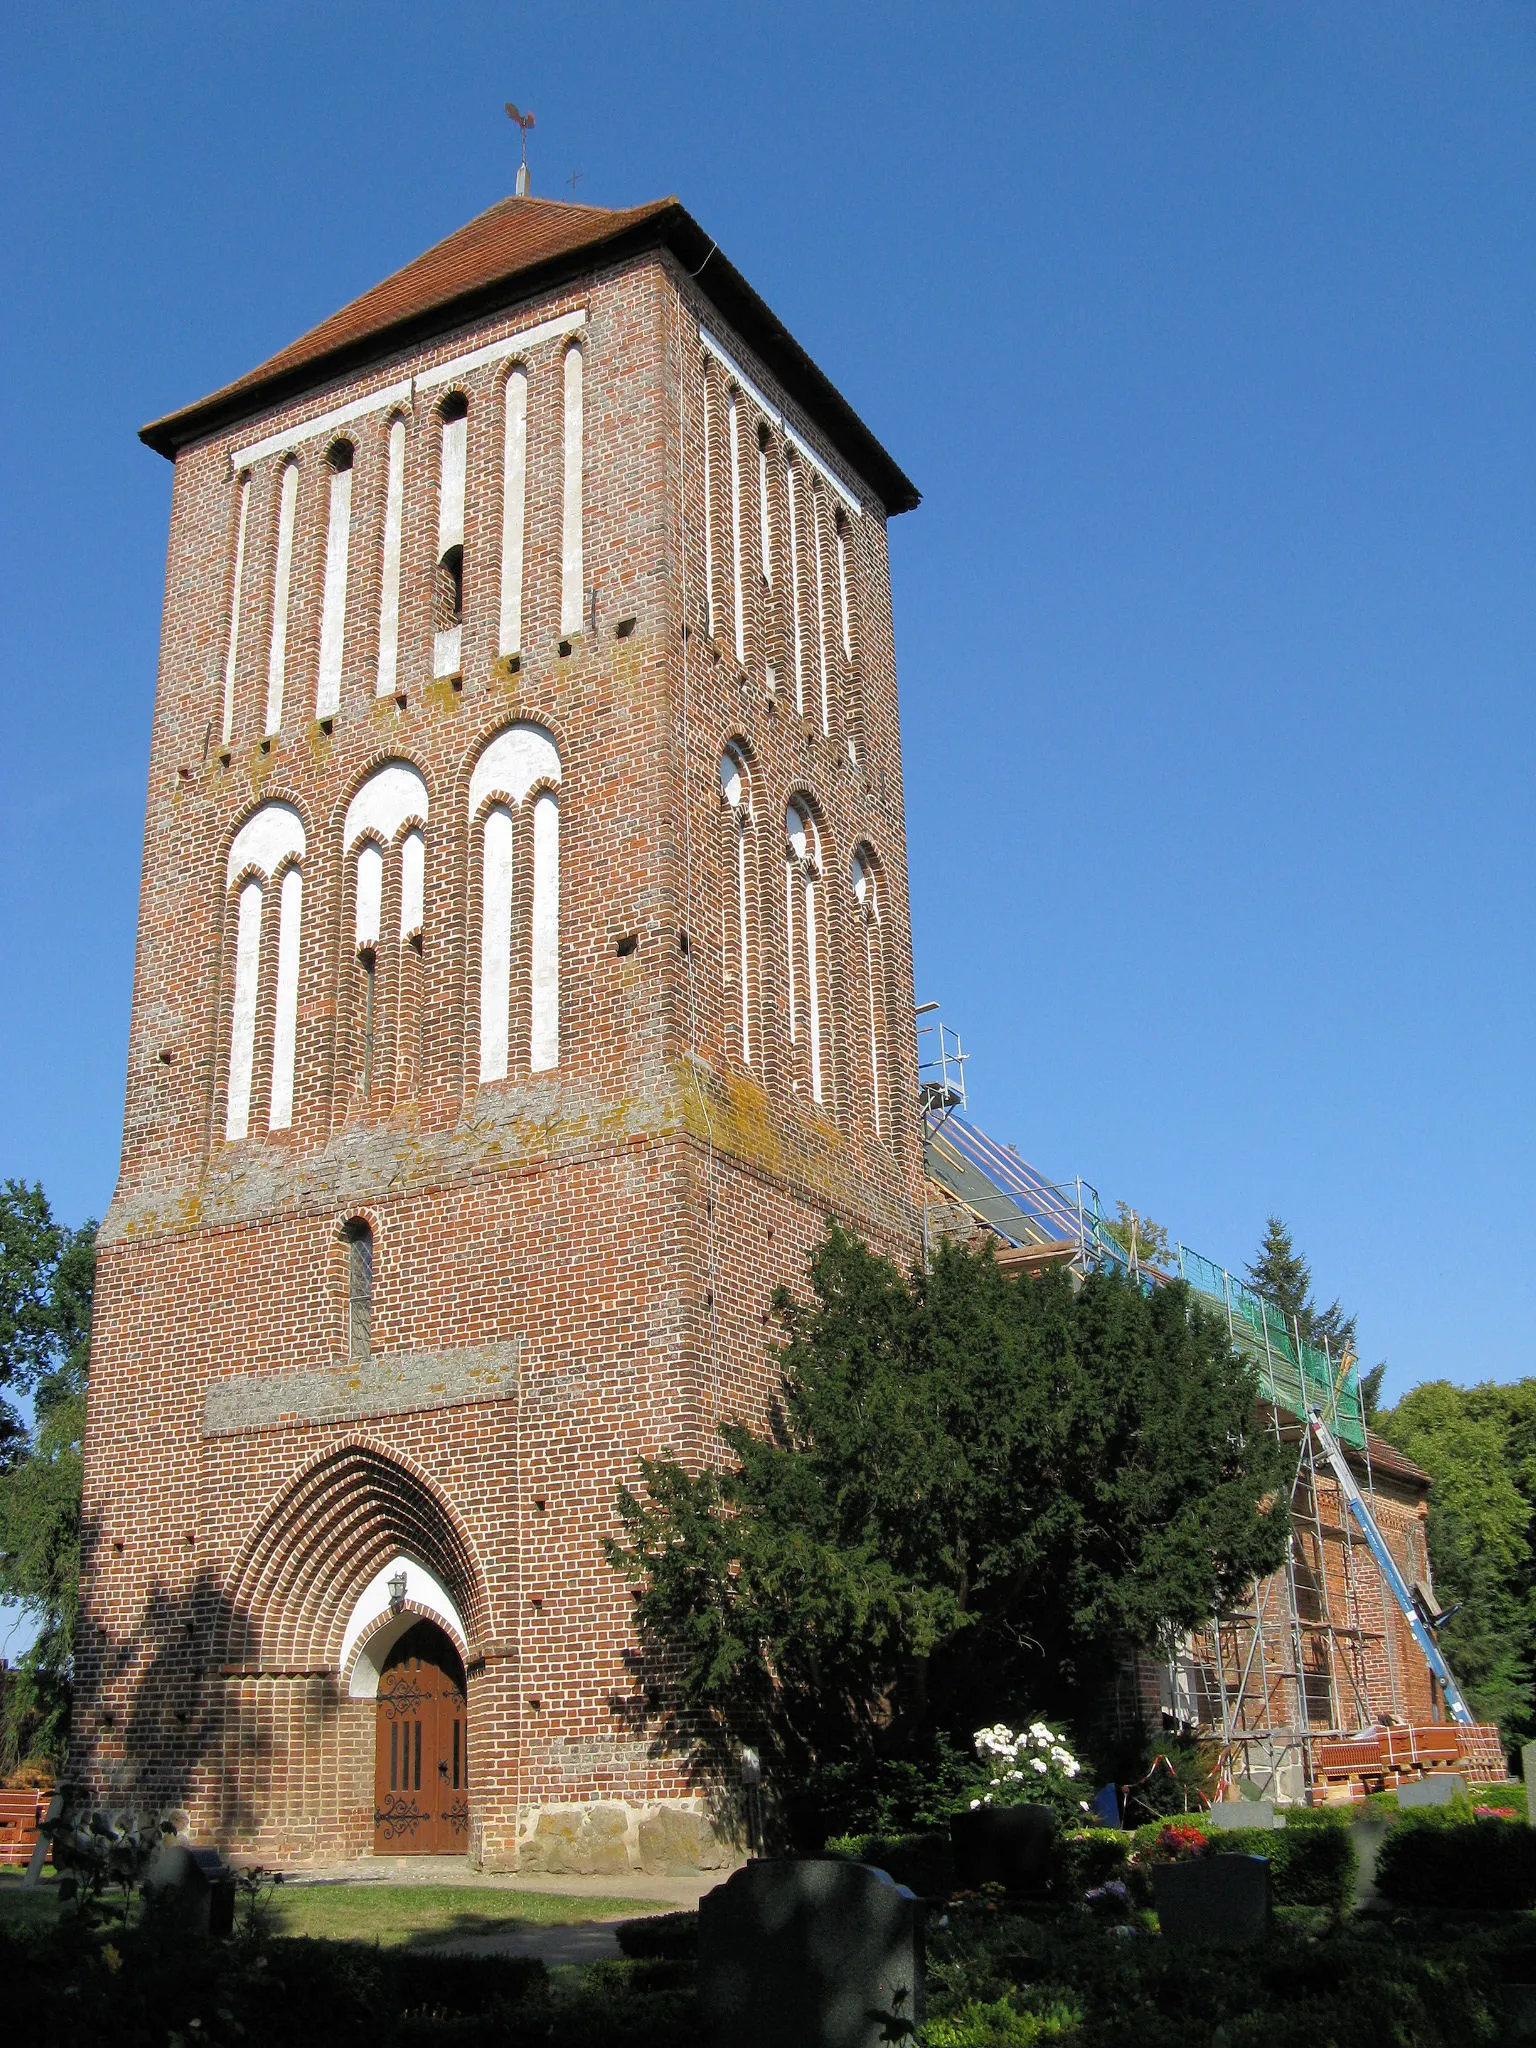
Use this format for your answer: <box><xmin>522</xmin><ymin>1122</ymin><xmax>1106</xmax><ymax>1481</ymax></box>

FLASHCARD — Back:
<box><xmin>76</xmin><ymin>194</ymin><xmax>923</xmax><ymax>1868</ymax></box>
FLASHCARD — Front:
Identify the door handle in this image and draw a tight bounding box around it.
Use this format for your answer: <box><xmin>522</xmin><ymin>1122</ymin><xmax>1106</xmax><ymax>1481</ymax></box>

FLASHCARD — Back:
<box><xmin>438</xmin><ymin>1760</ymin><xmax>449</xmax><ymax>1779</ymax></box>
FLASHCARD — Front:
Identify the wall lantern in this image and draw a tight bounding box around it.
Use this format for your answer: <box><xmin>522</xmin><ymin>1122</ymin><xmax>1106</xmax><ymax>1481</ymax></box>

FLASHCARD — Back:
<box><xmin>388</xmin><ymin>1569</ymin><xmax>408</xmax><ymax>1614</ymax></box>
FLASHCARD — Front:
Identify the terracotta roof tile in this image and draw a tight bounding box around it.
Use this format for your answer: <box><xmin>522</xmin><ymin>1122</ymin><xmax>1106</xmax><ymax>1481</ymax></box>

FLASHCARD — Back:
<box><xmin>198</xmin><ymin>197</ymin><xmax>671</xmax><ymax>416</ymax></box>
<box><xmin>139</xmin><ymin>194</ymin><xmax>920</xmax><ymax>514</ymax></box>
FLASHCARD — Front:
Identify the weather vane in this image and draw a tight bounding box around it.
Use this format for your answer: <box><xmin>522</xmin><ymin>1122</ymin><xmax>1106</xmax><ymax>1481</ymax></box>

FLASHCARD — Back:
<box><xmin>505</xmin><ymin>102</ymin><xmax>535</xmax><ymax>196</ymax></box>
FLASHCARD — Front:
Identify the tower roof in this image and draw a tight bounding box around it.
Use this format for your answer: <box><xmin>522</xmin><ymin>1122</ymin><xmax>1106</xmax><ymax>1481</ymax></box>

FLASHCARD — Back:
<box><xmin>139</xmin><ymin>195</ymin><xmax>920</xmax><ymax>514</ymax></box>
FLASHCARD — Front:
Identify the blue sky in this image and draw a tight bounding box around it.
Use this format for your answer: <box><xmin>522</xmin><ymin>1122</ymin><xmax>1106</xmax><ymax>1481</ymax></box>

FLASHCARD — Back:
<box><xmin>1</xmin><ymin>1</ymin><xmax>1531</xmax><ymax>1435</ymax></box>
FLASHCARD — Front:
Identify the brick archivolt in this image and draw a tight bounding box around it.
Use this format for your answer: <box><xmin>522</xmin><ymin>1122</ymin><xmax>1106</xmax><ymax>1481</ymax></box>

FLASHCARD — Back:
<box><xmin>213</xmin><ymin>1441</ymin><xmax>488</xmax><ymax>1677</ymax></box>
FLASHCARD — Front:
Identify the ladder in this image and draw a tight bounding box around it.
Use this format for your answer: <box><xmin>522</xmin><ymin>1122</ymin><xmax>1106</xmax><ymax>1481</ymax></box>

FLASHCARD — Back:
<box><xmin>1307</xmin><ymin>1410</ymin><xmax>1474</xmax><ymax>1727</ymax></box>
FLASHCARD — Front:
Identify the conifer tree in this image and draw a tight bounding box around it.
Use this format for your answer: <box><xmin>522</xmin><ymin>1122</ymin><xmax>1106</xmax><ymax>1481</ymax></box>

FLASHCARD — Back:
<box><xmin>1246</xmin><ymin>1214</ymin><xmax>1384</xmax><ymax>1402</ymax></box>
<box><xmin>609</xmin><ymin>1225</ymin><xmax>1290</xmax><ymax>1837</ymax></box>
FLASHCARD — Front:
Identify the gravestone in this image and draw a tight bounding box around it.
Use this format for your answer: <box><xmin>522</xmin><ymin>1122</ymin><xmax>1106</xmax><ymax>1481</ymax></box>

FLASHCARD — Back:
<box><xmin>698</xmin><ymin>1859</ymin><xmax>924</xmax><ymax>2048</ymax></box>
<box><xmin>1398</xmin><ymin>1773</ymin><xmax>1464</xmax><ymax>1810</ymax></box>
<box><xmin>1205</xmin><ymin>1801</ymin><xmax>1283</xmax><ymax>1830</ymax></box>
<box><xmin>1351</xmin><ymin>1817</ymin><xmax>1388</xmax><ymax>1905</ymax></box>
<box><xmin>1153</xmin><ymin>1854</ymin><xmax>1272</xmax><ymax>1948</ymax></box>
<box><xmin>950</xmin><ymin>1803</ymin><xmax>1057</xmax><ymax>1892</ymax></box>
<box><xmin>143</xmin><ymin>1843</ymin><xmax>236</xmax><ymax>1937</ymax></box>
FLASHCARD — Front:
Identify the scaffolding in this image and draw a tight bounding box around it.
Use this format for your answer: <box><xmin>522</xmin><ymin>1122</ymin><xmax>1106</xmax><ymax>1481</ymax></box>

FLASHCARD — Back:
<box><xmin>917</xmin><ymin>1017</ymin><xmax>1496</xmax><ymax>1799</ymax></box>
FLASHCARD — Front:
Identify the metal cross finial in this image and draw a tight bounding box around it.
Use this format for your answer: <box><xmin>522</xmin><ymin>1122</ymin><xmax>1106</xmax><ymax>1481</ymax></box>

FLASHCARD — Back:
<box><xmin>568</xmin><ymin>169</ymin><xmax>583</xmax><ymax>200</ymax></box>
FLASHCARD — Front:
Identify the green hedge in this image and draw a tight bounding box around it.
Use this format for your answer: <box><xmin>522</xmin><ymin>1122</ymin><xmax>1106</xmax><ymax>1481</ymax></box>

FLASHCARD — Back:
<box><xmin>1210</xmin><ymin>1825</ymin><xmax>1355</xmax><ymax>1910</ymax></box>
<box><xmin>1</xmin><ymin>1927</ymin><xmax>549</xmax><ymax>2044</ymax></box>
<box><xmin>1123</xmin><ymin>1814</ymin><xmax>1355</xmax><ymax>1911</ymax></box>
<box><xmin>831</xmin><ymin>1814</ymin><xmax>1357</xmax><ymax>1910</ymax></box>
<box><xmin>613</xmin><ymin>1910</ymin><xmax>698</xmax><ymax>1959</ymax></box>
<box><xmin>825</xmin><ymin>1829</ymin><xmax>955</xmax><ymax>1897</ymax></box>
<box><xmin>1055</xmin><ymin>1829</ymin><xmax>1131</xmax><ymax>1897</ymax></box>
<box><xmin>1376</xmin><ymin>1812</ymin><xmax>1536</xmax><ymax>1909</ymax></box>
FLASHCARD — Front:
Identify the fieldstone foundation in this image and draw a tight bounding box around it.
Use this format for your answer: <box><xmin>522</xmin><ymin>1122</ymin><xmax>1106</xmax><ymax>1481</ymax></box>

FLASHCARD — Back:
<box><xmin>514</xmin><ymin>1800</ymin><xmax>735</xmax><ymax>1875</ymax></box>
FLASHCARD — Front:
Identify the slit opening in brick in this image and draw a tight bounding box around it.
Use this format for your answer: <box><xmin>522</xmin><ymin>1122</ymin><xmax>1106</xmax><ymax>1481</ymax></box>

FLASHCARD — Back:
<box><xmin>615</xmin><ymin>932</ymin><xmax>638</xmax><ymax>958</ymax></box>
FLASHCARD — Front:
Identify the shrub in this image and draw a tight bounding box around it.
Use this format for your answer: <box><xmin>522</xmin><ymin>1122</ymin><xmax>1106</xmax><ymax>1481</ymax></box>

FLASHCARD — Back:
<box><xmin>1127</xmin><ymin>1813</ymin><xmax>1356</xmax><ymax>1910</ymax></box>
<box><xmin>969</xmin><ymin>1721</ymin><xmax>1091</xmax><ymax>1826</ymax></box>
<box><xmin>922</xmin><ymin>1991</ymin><xmax>1081</xmax><ymax>2044</ymax></box>
<box><xmin>0</xmin><ymin>1923</ymin><xmax>549</xmax><ymax>2044</ymax></box>
<box><xmin>1471</xmin><ymin>1778</ymin><xmax>1526</xmax><ymax>1822</ymax></box>
<box><xmin>1119</xmin><ymin>1738</ymin><xmax>1218</xmax><ymax>1826</ymax></box>
<box><xmin>582</xmin><ymin>1956</ymin><xmax>696</xmax><ymax>1994</ymax></box>
<box><xmin>825</xmin><ymin>1829</ymin><xmax>955</xmax><ymax>1897</ymax></box>
<box><xmin>808</xmin><ymin>1732</ymin><xmax>984</xmax><ymax>1837</ymax></box>
<box><xmin>387</xmin><ymin>1950</ymin><xmax>546</xmax><ymax>2013</ymax></box>
<box><xmin>1209</xmin><ymin>1824</ymin><xmax>1356</xmax><ymax>1911</ymax></box>
<box><xmin>922</xmin><ymin>1897</ymin><xmax>1509</xmax><ymax>2048</ymax></box>
<box><xmin>613</xmin><ymin>1910</ymin><xmax>699</xmax><ymax>1959</ymax></box>
<box><xmin>1376</xmin><ymin>1811</ymin><xmax>1536</xmax><ymax>1909</ymax></box>
<box><xmin>1053</xmin><ymin>1827</ymin><xmax>1131</xmax><ymax>1899</ymax></box>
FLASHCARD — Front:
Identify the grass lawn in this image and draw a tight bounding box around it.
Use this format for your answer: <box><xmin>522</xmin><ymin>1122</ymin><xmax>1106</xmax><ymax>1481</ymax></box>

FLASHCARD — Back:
<box><xmin>1</xmin><ymin>1870</ymin><xmax>662</xmax><ymax>1948</ymax></box>
<box><xmin>0</xmin><ymin>1874</ymin><xmax>60</xmax><ymax>1934</ymax></box>
<box><xmin>266</xmin><ymin>1880</ymin><xmax>662</xmax><ymax>1946</ymax></box>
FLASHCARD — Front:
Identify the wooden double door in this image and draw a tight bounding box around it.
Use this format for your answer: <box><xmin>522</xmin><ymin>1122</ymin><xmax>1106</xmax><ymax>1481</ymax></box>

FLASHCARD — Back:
<box><xmin>373</xmin><ymin>1620</ymin><xmax>468</xmax><ymax>1853</ymax></box>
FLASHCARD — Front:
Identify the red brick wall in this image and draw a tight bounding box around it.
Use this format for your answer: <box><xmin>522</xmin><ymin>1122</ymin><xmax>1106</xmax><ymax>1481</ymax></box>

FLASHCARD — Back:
<box><xmin>1165</xmin><ymin>1446</ymin><xmax>1505</xmax><ymax>1792</ymax></box>
<box><xmin>77</xmin><ymin>243</ymin><xmax>924</xmax><ymax>1865</ymax></box>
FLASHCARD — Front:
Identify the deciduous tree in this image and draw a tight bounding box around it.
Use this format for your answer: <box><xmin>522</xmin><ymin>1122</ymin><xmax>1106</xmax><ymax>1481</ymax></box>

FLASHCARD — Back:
<box><xmin>0</xmin><ymin>1181</ymin><xmax>94</xmax><ymax>1770</ymax></box>
<box><xmin>1376</xmin><ymin>1378</ymin><xmax>1536</xmax><ymax>1747</ymax></box>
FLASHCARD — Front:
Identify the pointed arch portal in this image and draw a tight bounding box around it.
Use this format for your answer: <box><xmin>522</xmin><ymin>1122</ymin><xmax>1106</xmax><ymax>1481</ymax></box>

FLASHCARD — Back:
<box><xmin>214</xmin><ymin>1443</ymin><xmax>486</xmax><ymax>1855</ymax></box>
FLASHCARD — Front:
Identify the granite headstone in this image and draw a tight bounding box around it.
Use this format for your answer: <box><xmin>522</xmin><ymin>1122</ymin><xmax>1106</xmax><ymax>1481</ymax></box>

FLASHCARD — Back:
<box><xmin>143</xmin><ymin>1843</ymin><xmax>236</xmax><ymax>1936</ymax></box>
<box><xmin>698</xmin><ymin>1859</ymin><xmax>924</xmax><ymax>2048</ymax></box>
<box><xmin>1351</xmin><ymin>1817</ymin><xmax>1388</xmax><ymax>1905</ymax></box>
<box><xmin>1397</xmin><ymin>1773</ymin><xmax>1464</xmax><ymax>1810</ymax></box>
<box><xmin>1153</xmin><ymin>1853</ymin><xmax>1272</xmax><ymax>1948</ymax></box>
<box><xmin>1205</xmin><ymin>1801</ymin><xmax>1283</xmax><ymax>1830</ymax></box>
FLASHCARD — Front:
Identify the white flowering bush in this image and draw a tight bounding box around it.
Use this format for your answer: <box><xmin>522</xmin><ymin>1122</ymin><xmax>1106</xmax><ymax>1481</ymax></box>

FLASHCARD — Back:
<box><xmin>969</xmin><ymin>1720</ymin><xmax>1091</xmax><ymax>1823</ymax></box>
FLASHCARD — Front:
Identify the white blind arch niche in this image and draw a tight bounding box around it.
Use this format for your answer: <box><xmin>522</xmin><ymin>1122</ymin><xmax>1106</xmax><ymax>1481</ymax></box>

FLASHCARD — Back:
<box><xmin>343</xmin><ymin>762</ymin><xmax>431</xmax><ymax>872</ymax></box>
<box><xmin>468</xmin><ymin>723</ymin><xmax>563</xmax><ymax>1080</ymax></box>
<box><xmin>224</xmin><ymin>801</ymin><xmax>307</xmax><ymax>1140</ymax></box>
<box><xmin>851</xmin><ymin>846</ymin><xmax>884</xmax><ymax>1139</ymax></box>
<box><xmin>718</xmin><ymin>743</ymin><xmax>753</xmax><ymax>1065</ymax></box>
<box><xmin>341</xmin><ymin>762</ymin><xmax>430</xmax><ymax>1105</ymax></box>
<box><xmin>560</xmin><ymin>343</ymin><xmax>584</xmax><ymax>636</ymax></box>
<box><xmin>784</xmin><ymin>799</ymin><xmax>826</xmax><ymax>1107</ymax></box>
